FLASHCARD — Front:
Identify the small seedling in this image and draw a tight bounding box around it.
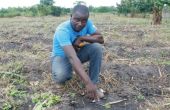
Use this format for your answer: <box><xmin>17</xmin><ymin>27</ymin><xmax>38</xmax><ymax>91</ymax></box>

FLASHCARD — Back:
<box><xmin>136</xmin><ymin>94</ymin><xmax>145</xmax><ymax>101</ymax></box>
<box><xmin>69</xmin><ymin>92</ymin><xmax>76</xmax><ymax>98</ymax></box>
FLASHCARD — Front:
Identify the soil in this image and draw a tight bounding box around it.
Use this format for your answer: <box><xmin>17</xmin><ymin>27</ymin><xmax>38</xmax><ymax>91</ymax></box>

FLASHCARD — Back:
<box><xmin>0</xmin><ymin>15</ymin><xmax>170</xmax><ymax>110</ymax></box>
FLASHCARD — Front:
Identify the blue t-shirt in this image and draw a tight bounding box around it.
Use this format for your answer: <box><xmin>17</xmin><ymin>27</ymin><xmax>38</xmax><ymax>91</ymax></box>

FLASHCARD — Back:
<box><xmin>52</xmin><ymin>19</ymin><xmax>97</xmax><ymax>56</ymax></box>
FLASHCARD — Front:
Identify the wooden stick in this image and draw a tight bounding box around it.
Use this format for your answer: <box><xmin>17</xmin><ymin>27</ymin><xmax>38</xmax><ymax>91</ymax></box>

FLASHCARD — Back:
<box><xmin>104</xmin><ymin>99</ymin><xmax>127</xmax><ymax>105</ymax></box>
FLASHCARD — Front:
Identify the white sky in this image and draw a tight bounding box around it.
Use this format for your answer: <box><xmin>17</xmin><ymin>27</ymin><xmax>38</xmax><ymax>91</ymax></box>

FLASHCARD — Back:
<box><xmin>0</xmin><ymin>0</ymin><xmax>121</xmax><ymax>9</ymax></box>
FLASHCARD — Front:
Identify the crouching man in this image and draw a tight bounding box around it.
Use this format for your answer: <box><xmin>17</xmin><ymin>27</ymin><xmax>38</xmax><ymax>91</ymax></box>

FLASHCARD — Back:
<box><xmin>51</xmin><ymin>4</ymin><xmax>104</xmax><ymax>100</ymax></box>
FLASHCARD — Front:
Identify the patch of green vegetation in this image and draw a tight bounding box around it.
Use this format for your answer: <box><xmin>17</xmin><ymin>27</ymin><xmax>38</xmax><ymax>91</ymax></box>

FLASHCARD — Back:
<box><xmin>159</xmin><ymin>61</ymin><xmax>170</xmax><ymax>65</ymax></box>
<box><xmin>0</xmin><ymin>71</ymin><xmax>27</xmax><ymax>85</ymax></box>
<box><xmin>68</xmin><ymin>92</ymin><xmax>76</xmax><ymax>98</ymax></box>
<box><xmin>8</xmin><ymin>86</ymin><xmax>27</xmax><ymax>98</ymax></box>
<box><xmin>155</xmin><ymin>58</ymin><xmax>170</xmax><ymax>65</ymax></box>
<box><xmin>2</xmin><ymin>84</ymin><xmax>29</xmax><ymax>110</ymax></box>
<box><xmin>136</xmin><ymin>94</ymin><xmax>145</xmax><ymax>101</ymax></box>
<box><xmin>2</xmin><ymin>102</ymin><xmax>12</xmax><ymax>110</ymax></box>
<box><xmin>160</xmin><ymin>50</ymin><xmax>170</xmax><ymax>58</ymax></box>
<box><xmin>32</xmin><ymin>92</ymin><xmax>61</xmax><ymax>109</ymax></box>
<box><xmin>104</xmin><ymin>103</ymin><xmax>111</xmax><ymax>109</ymax></box>
<box><xmin>10</xmin><ymin>62</ymin><xmax>23</xmax><ymax>74</ymax></box>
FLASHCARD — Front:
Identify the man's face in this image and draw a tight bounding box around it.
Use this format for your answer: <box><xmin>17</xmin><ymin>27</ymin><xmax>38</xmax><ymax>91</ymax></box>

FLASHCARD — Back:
<box><xmin>70</xmin><ymin>11</ymin><xmax>89</xmax><ymax>32</ymax></box>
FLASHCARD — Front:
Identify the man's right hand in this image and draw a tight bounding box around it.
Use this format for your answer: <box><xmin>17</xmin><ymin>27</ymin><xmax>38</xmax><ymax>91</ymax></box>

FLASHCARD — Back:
<box><xmin>73</xmin><ymin>37</ymin><xmax>83</xmax><ymax>48</ymax></box>
<box><xmin>85</xmin><ymin>82</ymin><xmax>97</xmax><ymax>99</ymax></box>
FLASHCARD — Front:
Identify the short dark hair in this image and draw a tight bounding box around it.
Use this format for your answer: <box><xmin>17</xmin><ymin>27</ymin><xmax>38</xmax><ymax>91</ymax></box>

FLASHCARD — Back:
<box><xmin>72</xmin><ymin>5</ymin><xmax>89</xmax><ymax>15</ymax></box>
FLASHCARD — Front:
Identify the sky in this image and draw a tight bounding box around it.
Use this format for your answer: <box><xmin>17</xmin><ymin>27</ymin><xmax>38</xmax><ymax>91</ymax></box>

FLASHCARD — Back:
<box><xmin>0</xmin><ymin>0</ymin><xmax>121</xmax><ymax>9</ymax></box>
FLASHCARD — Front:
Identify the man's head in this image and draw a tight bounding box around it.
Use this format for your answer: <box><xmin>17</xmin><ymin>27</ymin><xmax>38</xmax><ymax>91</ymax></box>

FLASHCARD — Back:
<box><xmin>70</xmin><ymin>5</ymin><xmax>89</xmax><ymax>32</ymax></box>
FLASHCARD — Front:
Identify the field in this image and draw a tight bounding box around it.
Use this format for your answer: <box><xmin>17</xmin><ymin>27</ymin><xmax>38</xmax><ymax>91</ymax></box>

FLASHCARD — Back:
<box><xmin>0</xmin><ymin>13</ymin><xmax>170</xmax><ymax>110</ymax></box>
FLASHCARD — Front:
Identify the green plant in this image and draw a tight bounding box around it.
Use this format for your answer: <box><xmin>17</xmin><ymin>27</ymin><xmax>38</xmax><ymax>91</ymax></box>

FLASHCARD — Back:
<box><xmin>8</xmin><ymin>87</ymin><xmax>27</xmax><ymax>98</ymax></box>
<box><xmin>136</xmin><ymin>94</ymin><xmax>145</xmax><ymax>101</ymax></box>
<box><xmin>0</xmin><ymin>71</ymin><xmax>27</xmax><ymax>85</ymax></box>
<box><xmin>69</xmin><ymin>92</ymin><xmax>76</xmax><ymax>98</ymax></box>
<box><xmin>159</xmin><ymin>61</ymin><xmax>170</xmax><ymax>65</ymax></box>
<box><xmin>2</xmin><ymin>102</ymin><xmax>12</xmax><ymax>110</ymax></box>
<box><xmin>104</xmin><ymin>103</ymin><xmax>111</xmax><ymax>109</ymax></box>
<box><xmin>160</xmin><ymin>50</ymin><xmax>169</xmax><ymax>57</ymax></box>
<box><xmin>32</xmin><ymin>92</ymin><xmax>61</xmax><ymax>109</ymax></box>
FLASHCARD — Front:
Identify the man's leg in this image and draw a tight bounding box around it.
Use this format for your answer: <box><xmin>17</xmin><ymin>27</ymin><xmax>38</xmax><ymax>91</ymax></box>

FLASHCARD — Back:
<box><xmin>77</xmin><ymin>43</ymin><xmax>103</xmax><ymax>84</ymax></box>
<box><xmin>51</xmin><ymin>56</ymin><xmax>72</xmax><ymax>84</ymax></box>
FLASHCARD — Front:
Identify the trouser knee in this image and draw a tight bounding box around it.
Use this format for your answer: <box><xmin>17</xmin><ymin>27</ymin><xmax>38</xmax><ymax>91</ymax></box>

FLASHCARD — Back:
<box><xmin>51</xmin><ymin>72</ymin><xmax>72</xmax><ymax>84</ymax></box>
<box><xmin>91</xmin><ymin>43</ymin><xmax>103</xmax><ymax>54</ymax></box>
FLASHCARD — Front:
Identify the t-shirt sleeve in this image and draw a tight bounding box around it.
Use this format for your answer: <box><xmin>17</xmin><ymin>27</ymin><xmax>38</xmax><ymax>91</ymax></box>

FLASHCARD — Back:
<box><xmin>55</xmin><ymin>30</ymin><xmax>72</xmax><ymax>47</ymax></box>
<box><xmin>87</xmin><ymin>20</ymin><xmax>97</xmax><ymax>34</ymax></box>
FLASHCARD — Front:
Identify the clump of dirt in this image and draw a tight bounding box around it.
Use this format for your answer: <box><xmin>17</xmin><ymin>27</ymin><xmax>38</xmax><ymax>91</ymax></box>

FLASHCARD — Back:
<box><xmin>0</xmin><ymin>42</ymin><xmax>22</xmax><ymax>51</ymax></box>
<box><xmin>20</xmin><ymin>36</ymin><xmax>52</xmax><ymax>45</ymax></box>
<box><xmin>20</xmin><ymin>42</ymin><xmax>33</xmax><ymax>51</ymax></box>
<box><xmin>0</xmin><ymin>41</ymin><xmax>34</xmax><ymax>52</ymax></box>
<box><xmin>21</xmin><ymin>60</ymin><xmax>44</xmax><ymax>81</ymax></box>
<box><xmin>104</xmin><ymin>40</ymin><xmax>170</xmax><ymax>59</ymax></box>
<box><xmin>0</xmin><ymin>54</ymin><xmax>24</xmax><ymax>64</ymax></box>
<box><xmin>108</xmin><ymin>64</ymin><xmax>159</xmax><ymax>81</ymax></box>
<box><xmin>164</xmin><ymin>65</ymin><xmax>170</xmax><ymax>74</ymax></box>
<box><xmin>144</xmin><ymin>41</ymin><xmax>166</xmax><ymax>48</ymax></box>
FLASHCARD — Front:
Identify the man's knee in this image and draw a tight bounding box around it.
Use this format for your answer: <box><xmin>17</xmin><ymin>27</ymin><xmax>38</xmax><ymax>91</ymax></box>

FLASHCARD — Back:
<box><xmin>51</xmin><ymin>72</ymin><xmax>72</xmax><ymax>84</ymax></box>
<box><xmin>91</xmin><ymin>43</ymin><xmax>103</xmax><ymax>54</ymax></box>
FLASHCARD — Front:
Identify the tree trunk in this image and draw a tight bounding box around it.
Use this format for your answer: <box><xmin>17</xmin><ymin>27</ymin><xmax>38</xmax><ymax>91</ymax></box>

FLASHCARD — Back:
<box><xmin>153</xmin><ymin>6</ymin><xmax>162</xmax><ymax>25</ymax></box>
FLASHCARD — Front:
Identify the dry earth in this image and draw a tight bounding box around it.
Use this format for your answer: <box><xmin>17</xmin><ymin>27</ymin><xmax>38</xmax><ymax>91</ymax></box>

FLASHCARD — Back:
<box><xmin>0</xmin><ymin>14</ymin><xmax>170</xmax><ymax>110</ymax></box>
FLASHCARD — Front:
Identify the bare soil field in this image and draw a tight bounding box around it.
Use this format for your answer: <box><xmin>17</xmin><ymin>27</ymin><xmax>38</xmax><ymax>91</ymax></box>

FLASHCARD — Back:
<box><xmin>0</xmin><ymin>14</ymin><xmax>170</xmax><ymax>110</ymax></box>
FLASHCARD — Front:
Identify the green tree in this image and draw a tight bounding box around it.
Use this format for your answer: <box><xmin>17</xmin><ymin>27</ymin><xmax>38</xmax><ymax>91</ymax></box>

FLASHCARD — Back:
<box><xmin>50</xmin><ymin>6</ymin><xmax>62</xmax><ymax>16</ymax></box>
<box><xmin>89</xmin><ymin>5</ymin><xmax>94</xmax><ymax>12</ymax></box>
<box><xmin>117</xmin><ymin>0</ymin><xmax>131</xmax><ymax>16</ymax></box>
<box><xmin>93</xmin><ymin>6</ymin><xmax>115</xmax><ymax>13</ymax></box>
<box><xmin>117</xmin><ymin>0</ymin><xmax>170</xmax><ymax>24</ymax></box>
<box><xmin>151</xmin><ymin>0</ymin><xmax>170</xmax><ymax>24</ymax></box>
<box><xmin>40</xmin><ymin>0</ymin><xmax>55</xmax><ymax>6</ymax></box>
<box><xmin>73</xmin><ymin>1</ymin><xmax>86</xmax><ymax>5</ymax></box>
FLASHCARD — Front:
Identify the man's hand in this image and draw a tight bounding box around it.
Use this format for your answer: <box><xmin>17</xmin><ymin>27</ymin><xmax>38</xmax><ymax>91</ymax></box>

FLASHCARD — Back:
<box><xmin>73</xmin><ymin>37</ymin><xmax>83</xmax><ymax>48</ymax></box>
<box><xmin>85</xmin><ymin>82</ymin><xmax>98</xmax><ymax>100</ymax></box>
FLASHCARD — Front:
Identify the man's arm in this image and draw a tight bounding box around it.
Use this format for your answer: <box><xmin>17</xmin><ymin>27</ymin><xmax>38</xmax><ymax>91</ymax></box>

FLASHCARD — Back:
<box><xmin>80</xmin><ymin>31</ymin><xmax>104</xmax><ymax>44</ymax></box>
<box><xmin>63</xmin><ymin>45</ymin><xmax>97</xmax><ymax>98</ymax></box>
<box><xmin>73</xmin><ymin>31</ymin><xmax>104</xmax><ymax>48</ymax></box>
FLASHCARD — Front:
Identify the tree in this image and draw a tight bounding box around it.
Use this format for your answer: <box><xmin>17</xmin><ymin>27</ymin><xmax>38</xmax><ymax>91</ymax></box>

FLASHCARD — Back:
<box><xmin>73</xmin><ymin>1</ymin><xmax>86</xmax><ymax>5</ymax></box>
<box><xmin>40</xmin><ymin>0</ymin><xmax>55</xmax><ymax>6</ymax></box>
<box><xmin>93</xmin><ymin>6</ymin><xmax>114</xmax><ymax>13</ymax></box>
<box><xmin>117</xmin><ymin>0</ymin><xmax>134</xmax><ymax>16</ymax></box>
<box><xmin>89</xmin><ymin>5</ymin><xmax>94</xmax><ymax>12</ymax></box>
<box><xmin>117</xmin><ymin>0</ymin><xmax>170</xmax><ymax>24</ymax></box>
<box><xmin>50</xmin><ymin>6</ymin><xmax>62</xmax><ymax>16</ymax></box>
<box><xmin>152</xmin><ymin>0</ymin><xmax>170</xmax><ymax>25</ymax></box>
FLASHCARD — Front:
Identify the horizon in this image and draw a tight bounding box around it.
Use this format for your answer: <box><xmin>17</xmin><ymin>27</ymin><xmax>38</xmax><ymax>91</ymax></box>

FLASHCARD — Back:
<box><xmin>0</xmin><ymin>0</ymin><xmax>121</xmax><ymax>9</ymax></box>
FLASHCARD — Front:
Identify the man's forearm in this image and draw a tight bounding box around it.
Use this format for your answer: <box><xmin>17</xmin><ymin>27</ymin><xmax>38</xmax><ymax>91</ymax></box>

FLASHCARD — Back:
<box><xmin>69</xmin><ymin>55</ymin><xmax>92</xmax><ymax>85</ymax></box>
<box><xmin>64</xmin><ymin>46</ymin><xmax>92</xmax><ymax>85</ymax></box>
<box><xmin>80</xmin><ymin>35</ymin><xmax>104</xmax><ymax>44</ymax></box>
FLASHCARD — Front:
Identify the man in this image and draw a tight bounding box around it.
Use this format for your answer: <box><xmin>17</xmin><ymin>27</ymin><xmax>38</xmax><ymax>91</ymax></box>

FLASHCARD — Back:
<box><xmin>51</xmin><ymin>4</ymin><xmax>104</xmax><ymax>100</ymax></box>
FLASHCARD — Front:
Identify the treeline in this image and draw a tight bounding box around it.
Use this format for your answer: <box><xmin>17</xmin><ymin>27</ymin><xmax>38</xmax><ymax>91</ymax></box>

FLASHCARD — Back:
<box><xmin>117</xmin><ymin>0</ymin><xmax>153</xmax><ymax>17</ymax></box>
<box><xmin>89</xmin><ymin>6</ymin><xmax>116</xmax><ymax>13</ymax></box>
<box><xmin>0</xmin><ymin>5</ymin><xmax>70</xmax><ymax>17</ymax></box>
<box><xmin>0</xmin><ymin>5</ymin><xmax>116</xmax><ymax>17</ymax></box>
<box><xmin>1</xmin><ymin>0</ymin><xmax>170</xmax><ymax>25</ymax></box>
